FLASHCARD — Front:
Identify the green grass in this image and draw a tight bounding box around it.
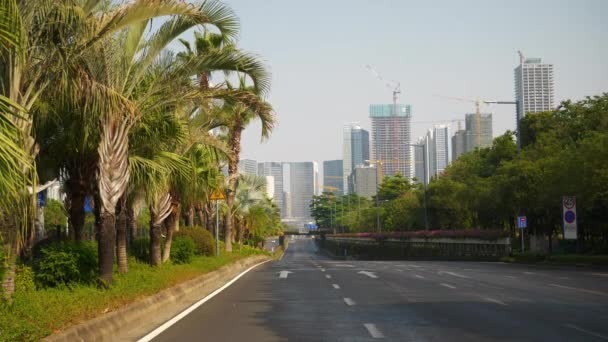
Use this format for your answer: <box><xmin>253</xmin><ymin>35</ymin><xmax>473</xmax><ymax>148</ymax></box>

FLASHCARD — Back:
<box><xmin>0</xmin><ymin>245</ymin><xmax>268</xmax><ymax>342</ymax></box>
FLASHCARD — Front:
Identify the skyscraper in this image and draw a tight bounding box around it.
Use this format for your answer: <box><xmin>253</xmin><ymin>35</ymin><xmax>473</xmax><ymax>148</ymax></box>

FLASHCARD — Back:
<box><xmin>342</xmin><ymin>124</ymin><xmax>369</xmax><ymax>193</ymax></box>
<box><xmin>451</xmin><ymin>129</ymin><xmax>467</xmax><ymax>160</ymax></box>
<box><xmin>430</xmin><ymin>125</ymin><xmax>451</xmax><ymax>177</ymax></box>
<box><xmin>514</xmin><ymin>54</ymin><xmax>555</xmax><ymax>145</ymax></box>
<box><xmin>414</xmin><ymin>135</ymin><xmax>431</xmax><ymax>185</ymax></box>
<box><xmin>258</xmin><ymin>162</ymin><xmax>285</xmax><ymax>217</ymax></box>
<box><xmin>354</xmin><ymin>166</ymin><xmax>377</xmax><ymax>198</ymax></box>
<box><xmin>237</xmin><ymin>159</ymin><xmax>258</xmax><ymax>176</ymax></box>
<box><xmin>514</xmin><ymin>55</ymin><xmax>555</xmax><ymax>117</ymax></box>
<box><xmin>323</xmin><ymin>160</ymin><xmax>344</xmax><ymax>195</ymax></box>
<box><xmin>369</xmin><ymin>104</ymin><xmax>412</xmax><ymax>178</ymax></box>
<box><xmin>289</xmin><ymin>161</ymin><xmax>318</xmax><ymax>220</ymax></box>
<box><xmin>464</xmin><ymin>113</ymin><xmax>493</xmax><ymax>151</ymax></box>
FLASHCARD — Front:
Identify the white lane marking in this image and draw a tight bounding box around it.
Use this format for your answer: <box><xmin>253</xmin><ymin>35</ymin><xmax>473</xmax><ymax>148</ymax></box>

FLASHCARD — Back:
<box><xmin>137</xmin><ymin>259</ymin><xmax>272</xmax><ymax>342</ymax></box>
<box><xmin>438</xmin><ymin>271</ymin><xmax>470</xmax><ymax>279</ymax></box>
<box><xmin>278</xmin><ymin>270</ymin><xmax>292</xmax><ymax>279</ymax></box>
<box><xmin>484</xmin><ymin>297</ymin><xmax>508</xmax><ymax>306</ymax></box>
<box><xmin>344</xmin><ymin>297</ymin><xmax>356</xmax><ymax>306</ymax></box>
<box><xmin>565</xmin><ymin>324</ymin><xmax>608</xmax><ymax>340</ymax></box>
<box><xmin>550</xmin><ymin>284</ymin><xmax>608</xmax><ymax>297</ymax></box>
<box><xmin>358</xmin><ymin>271</ymin><xmax>378</xmax><ymax>279</ymax></box>
<box><xmin>333</xmin><ymin>284</ymin><xmax>340</xmax><ymax>289</ymax></box>
<box><xmin>333</xmin><ymin>264</ymin><xmax>355</xmax><ymax>267</ymax></box>
<box><xmin>440</xmin><ymin>283</ymin><xmax>456</xmax><ymax>289</ymax></box>
<box><xmin>320</xmin><ymin>268</ymin><xmax>326</xmax><ymax>272</ymax></box>
<box><xmin>364</xmin><ymin>323</ymin><xmax>385</xmax><ymax>338</ymax></box>
<box><xmin>505</xmin><ymin>275</ymin><xmax>517</xmax><ymax>279</ymax></box>
<box><xmin>523</xmin><ymin>271</ymin><xmax>537</xmax><ymax>275</ymax></box>
<box><xmin>414</xmin><ymin>274</ymin><xmax>425</xmax><ymax>279</ymax></box>
<box><xmin>326</xmin><ymin>274</ymin><xmax>332</xmax><ymax>279</ymax></box>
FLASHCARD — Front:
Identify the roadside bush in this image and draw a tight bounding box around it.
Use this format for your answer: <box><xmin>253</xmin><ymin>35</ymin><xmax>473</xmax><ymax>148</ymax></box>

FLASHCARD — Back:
<box><xmin>15</xmin><ymin>265</ymin><xmax>35</xmax><ymax>292</ymax></box>
<box><xmin>170</xmin><ymin>237</ymin><xmax>195</xmax><ymax>264</ymax></box>
<box><xmin>174</xmin><ymin>226</ymin><xmax>215</xmax><ymax>256</ymax></box>
<box><xmin>34</xmin><ymin>241</ymin><xmax>97</xmax><ymax>288</ymax></box>
<box><xmin>130</xmin><ymin>237</ymin><xmax>150</xmax><ymax>262</ymax></box>
<box><xmin>44</xmin><ymin>199</ymin><xmax>67</xmax><ymax>236</ymax></box>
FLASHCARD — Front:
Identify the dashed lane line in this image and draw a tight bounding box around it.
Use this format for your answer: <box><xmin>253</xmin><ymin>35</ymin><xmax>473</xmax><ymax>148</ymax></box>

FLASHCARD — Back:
<box><xmin>550</xmin><ymin>284</ymin><xmax>608</xmax><ymax>297</ymax></box>
<box><xmin>332</xmin><ymin>284</ymin><xmax>340</xmax><ymax>289</ymax></box>
<box><xmin>344</xmin><ymin>297</ymin><xmax>356</xmax><ymax>306</ymax></box>
<box><xmin>440</xmin><ymin>283</ymin><xmax>456</xmax><ymax>289</ymax></box>
<box><xmin>565</xmin><ymin>324</ymin><xmax>608</xmax><ymax>340</ymax></box>
<box><xmin>326</xmin><ymin>274</ymin><xmax>332</xmax><ymax>279</ymax></box>
<box><xmin>484</xmin><ymin>297</ymin><xmax>508</xmax><ymax>306</ymax></box>
<box><xmin>364</xmin><ymin>323</ymin><xmax>385</xmax><ymax>339</ymax></box>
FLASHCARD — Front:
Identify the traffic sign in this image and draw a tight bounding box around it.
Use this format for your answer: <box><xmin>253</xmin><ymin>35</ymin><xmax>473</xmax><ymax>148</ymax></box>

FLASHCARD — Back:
<box><xmin>562</xmin><ymin>196</ymin><xmax>577</xmax><ymax>239</ymax></box>
<box><xmin>517</xmin><ymin>216</ymin><xmax>527</xmax><ymax>229</ymax></box>
<box><xmin>210</xmin><ymin>190</ymin><xmax>225</xmax><ymax>200</ymax></box>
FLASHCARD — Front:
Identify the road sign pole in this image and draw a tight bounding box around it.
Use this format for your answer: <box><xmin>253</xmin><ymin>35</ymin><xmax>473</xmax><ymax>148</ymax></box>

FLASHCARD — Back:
<box><xmin>215</xmin><ymin>199</ymin><xmax>219</xmax><ymax>257</ymax></box>
<box><xmin>521</xmin><ymin>229</ymin><xmax>524</xmax><ymax>252</ymax></box>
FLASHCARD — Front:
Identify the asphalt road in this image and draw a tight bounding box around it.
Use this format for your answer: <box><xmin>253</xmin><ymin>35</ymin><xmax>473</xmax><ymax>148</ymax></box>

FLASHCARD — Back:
<box><xmin>149</xmin><ymin>237</ymin><xmax>608</xmax><ymax>341</ymax></box>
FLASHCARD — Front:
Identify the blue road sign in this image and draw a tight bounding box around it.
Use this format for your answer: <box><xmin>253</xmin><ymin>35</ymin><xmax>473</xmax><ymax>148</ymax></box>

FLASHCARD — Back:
<box><xmin>518</xmin><ymin>216</ymin><xmax>527</xmax><ymax>229</ymax></box>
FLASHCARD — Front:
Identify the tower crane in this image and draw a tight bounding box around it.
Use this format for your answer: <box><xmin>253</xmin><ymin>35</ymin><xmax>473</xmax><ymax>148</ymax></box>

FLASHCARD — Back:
<box><xmin>366</xmin><ymin>65</ymin><xmax>402</xmax><ymax>173</ymax></box>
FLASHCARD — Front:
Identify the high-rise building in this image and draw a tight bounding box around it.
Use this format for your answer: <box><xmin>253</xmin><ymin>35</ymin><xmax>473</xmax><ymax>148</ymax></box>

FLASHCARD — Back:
<box><xmin>369</xmin><ymin>104</ymin><xmax>412</xmax><ymax>179</ymax></box>
<box><xmin>414</xmin><ymin>135</ymin><xmax>431</xmax><ymax>185</ymax></box>
<box><xmin>464</xmin><ymin>113</ymin><xmax>493</xmax><ymax>151</ymax></box>
<box><xmin>289</xmin><ymin>161</ymin><xmax>318</xmax><ymax>220</ymax></box>
<box><xmin>323</xmin><ymin>160</ymin><xmax>344</xmax><ymax>195</ymax></box>
<box><xmin>430</xmin><ymin>125</ymin><xmax>451</xmax><ymax>177</ymax></box>
<box><xmin>237</xmin><ymin>159</ymin><xmax>258</xmax><ymax>176</ymax></box>
<box><xmin>354</xmin><ymin>166</ymin><xmax>377</xmax><ymax>198</ymax></box>
<box><xmin>264</xmin><ymin>176</ymin><xmax>275</xmax><ymax>200</ymax></box>
<box><xmin>451</xmin><ymin>129</ymin><xmax>467</xmax><ymax>160</ymax></box>
<box><xmin>514</xmin><ymin>55</ymin><xmax>555</xmax><ymax>118</ymax></box>
<box><xmin>342</xmin><ymin>124</ymin><xmax>370</xmax><ymax>193</ymax></box>
<box><xmin>258</xmin><ymin>162</ymin><xmax>284</xmax><ymax>217</ymax></box>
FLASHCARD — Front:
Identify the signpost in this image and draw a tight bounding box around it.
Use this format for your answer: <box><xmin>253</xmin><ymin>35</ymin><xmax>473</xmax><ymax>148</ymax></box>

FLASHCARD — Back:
<box><xmin>210</xmin><ymin>190</ymin><xmax>226</xmax><ymax>256</ymax></box>
<box><xmin>517</xmin><ymin>216</ymin><xmax>527</xmax><ymax>252</ymax></box>
<box><xmin>562</xmin><ymin>196</ymin><xmax>577</xmax><ymax>240</ymax></box>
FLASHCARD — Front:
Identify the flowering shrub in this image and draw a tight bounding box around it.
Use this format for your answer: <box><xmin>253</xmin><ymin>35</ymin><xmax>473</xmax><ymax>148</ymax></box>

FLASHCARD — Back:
<box><xmin>329</xmin><ymin>229</ymin><xmax>509</xmax><ymax>241</ymax></box>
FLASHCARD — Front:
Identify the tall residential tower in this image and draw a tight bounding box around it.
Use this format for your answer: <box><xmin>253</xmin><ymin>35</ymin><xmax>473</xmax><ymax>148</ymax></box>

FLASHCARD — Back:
<box><xmin>342</xmin><ymin>124</ymin><xmax>370</xmax><ymax>194</ymax></box>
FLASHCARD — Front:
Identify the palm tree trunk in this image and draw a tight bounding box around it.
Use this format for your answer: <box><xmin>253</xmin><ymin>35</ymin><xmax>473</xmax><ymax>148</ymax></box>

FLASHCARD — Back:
<box><xmin>1</xmin><ymin>214</ymin><xmax>17</xmax><ymax>300</ymax></box>
<box><xmin>162</xmin><ymin>203</ymin><xmax>179</xmax><ymax>263</ymax></box>
<box><xmin>98</xmin><ymin>211</ymin><xmax>116</xmax><ymax>284</ymax></box>
<box><xmin>127</xmin><ymin>205</ymin><xmax>136</xmax><ymax>242</ymax></box>
<box><xmin>205</xmin><ymin>202</ymin><xmax>214</xmax><ymax>232</ymax></box>
<box><xmin>116</xmin><ymin>196</ymin><xmax>128</xmax><ymax>273</ymax></box>
<box><xmin>67</xmin><ymin>187</ymin><xmax>86</xmax><ymax>242</ymax></box>
<box><xmin>149</xmin><ymin>211</ymin><xmax>162</xmax><ymax>267</ymax></box>
<box><xmin>196</xmin><ymin>205</ymin><xmax>205</xmax><ymax>228</ymax></box>
<box><xmin>97</xmin><ymin>117</ymin><xmax>131</xmax><ymax>284</ymax></box>
<box><xmin>225</xmin><ymin>124</ymin><xmax>243</xmax><ymax>253</ymax></box>
<box><xmin>186</xmin><ymin>205</ymin><xmax>194</xmax><ymax>227</ymax></box>
<box><xmin>150</xmin><ymin>193</ymin><xmax>172</xmax><ymax>266</ymax></box>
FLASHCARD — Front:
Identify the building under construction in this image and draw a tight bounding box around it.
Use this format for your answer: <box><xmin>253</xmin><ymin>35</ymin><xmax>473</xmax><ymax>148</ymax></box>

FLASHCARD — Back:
<box><xmin>369</xmin><ymin>104</ymin><xmax>413</xmax><ymax>178</ymax></box>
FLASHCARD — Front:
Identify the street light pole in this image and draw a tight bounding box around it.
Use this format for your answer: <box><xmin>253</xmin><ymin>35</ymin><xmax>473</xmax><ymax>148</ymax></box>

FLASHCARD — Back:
<box><xmin>215</xmin><ymin>199</ymin><xmax>219</xmax><ymax>256</ymax></box>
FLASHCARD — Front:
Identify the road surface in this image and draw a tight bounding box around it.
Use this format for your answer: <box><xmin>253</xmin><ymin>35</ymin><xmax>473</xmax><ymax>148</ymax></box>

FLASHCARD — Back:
<box><xmin>149</xmin><ymin>237</ymin><xmax>608</xmax><ymax>341</ymax></box>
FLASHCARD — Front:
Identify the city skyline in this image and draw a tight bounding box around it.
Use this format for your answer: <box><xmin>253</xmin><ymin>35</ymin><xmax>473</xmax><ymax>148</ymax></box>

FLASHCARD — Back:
<box><xmin>205</xmin><ymin>1</ymin><xmax>607</xmax><ymax>166</ymax></box>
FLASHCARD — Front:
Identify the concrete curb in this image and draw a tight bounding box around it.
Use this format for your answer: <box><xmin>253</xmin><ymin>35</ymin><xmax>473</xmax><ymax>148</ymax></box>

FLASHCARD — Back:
<box><xmin>42</xmin><ymin>255</ymin><xmax>271</xmax><ymax>342</ymax></box>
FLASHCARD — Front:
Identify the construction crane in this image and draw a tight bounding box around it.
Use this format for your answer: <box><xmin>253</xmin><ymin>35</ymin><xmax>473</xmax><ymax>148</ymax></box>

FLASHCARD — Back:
<box><xmin>366</xmin><ymin>65</ymin><xmax>402</xmax><ymax>173</ymax></box>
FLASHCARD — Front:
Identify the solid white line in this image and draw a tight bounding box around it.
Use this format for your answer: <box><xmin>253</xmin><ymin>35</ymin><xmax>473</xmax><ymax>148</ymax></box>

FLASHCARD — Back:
<box><xmin>344</xmin><ymin>297</ymin><xmax>356</xmax><ymax>306</ymax></box>
<box><xmin>326</xmin><ymin>274</ymin><xmax>332</xmax><ymax>279</ymax></box>
<box><xmin>137</xmin><ymin>259</ymin><xmax>272</xmax><ymax>342</ymax></box>
<box><xmin>565</xmin><ymin>324</ymin><xmax>608</xmax><ymax>340</ymax></box>
<box><xmin>549</xmin><ymin>284</ymin><xmax>608</xmax><ymax>297</ymax></box>
<box><xmin>364</xmin><ymin>323</ymin><xmax>385</xmax><ymax>338</ymax></box>
<box><xmin>440</xmin><ymin>283</ymin><xmax>456</xmax><ymax>289</ymax></box>
<box><xmin>414</xmin><ymin>274</ymin><xmax>425</xmax><ymax>279</ymax></box>
<box><xmin>333</xmin><ymin>284</ymin><xmax>340</xmax><ymax>289</ymax></box>
<box><xmin>484</xmin><ymin>297</ymin><xmax>508</xmax><ymax>306</ymax></box>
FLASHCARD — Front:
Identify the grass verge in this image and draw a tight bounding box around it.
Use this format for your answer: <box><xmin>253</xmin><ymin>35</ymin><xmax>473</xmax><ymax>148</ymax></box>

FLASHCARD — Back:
<box><xmin>0</xmin><ymin>245</ymin><xmax>268</xmax><ymax>342</ymax></box>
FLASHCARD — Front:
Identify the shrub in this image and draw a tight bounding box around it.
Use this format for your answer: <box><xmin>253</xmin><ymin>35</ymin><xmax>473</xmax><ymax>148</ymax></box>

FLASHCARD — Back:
<box><xmin>34</xmin><ymin>241</ymin><xmax>98</xmax><ymax>288</ymax></box>
<box><xmin>174</xmin><ymin>226</ymin><xmax>215</xmax><ymax>256</ymax></box>
<box><xmin>15</xmin><ymin>265</ymin><xmax>35</xmax><ymax>292</ymax></box>
<box><xmin>170</xmin><ymin>237</ymin><xmax>195</xmax><ymax>264</ymax></box>
<box><xmin>130</xmin><ymin>237</ymin><xmax>150</xmax><ymax>262</ymax></box>
<box><xmin>44</xmin><ymin>199</ymin><xmax>67</xmax><ymax>235</ymax></box>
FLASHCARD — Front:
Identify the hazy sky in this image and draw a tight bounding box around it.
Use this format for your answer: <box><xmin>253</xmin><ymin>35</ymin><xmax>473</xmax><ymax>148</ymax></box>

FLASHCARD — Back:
<box><xmin>179</xmin><ymin>0</ymin><xmax>608</xmax><ymax>168</ymax></box>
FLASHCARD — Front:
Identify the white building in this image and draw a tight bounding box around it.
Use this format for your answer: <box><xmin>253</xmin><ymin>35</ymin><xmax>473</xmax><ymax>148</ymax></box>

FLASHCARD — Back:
<box><xmin>237</xmin><ymin>159</ymin><xmax>258</xmax><ymax>176</ymax></box>
<box><xmin>289</xmin><ymin>161</ymin><xmax>318</xmax><ymax>220</ymax></box>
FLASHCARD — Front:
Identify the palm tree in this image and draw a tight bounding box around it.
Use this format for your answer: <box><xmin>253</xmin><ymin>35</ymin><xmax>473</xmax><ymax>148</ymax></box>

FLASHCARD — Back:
<box><xmin>232</xmin><ymin>174</ymin><xmax>267</xmax><ymax>246</ymax></box>
<box><xmin>219</xmin><ymin>80</ymin><xmax>274</xmax><ymax>252</ymax></box>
